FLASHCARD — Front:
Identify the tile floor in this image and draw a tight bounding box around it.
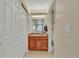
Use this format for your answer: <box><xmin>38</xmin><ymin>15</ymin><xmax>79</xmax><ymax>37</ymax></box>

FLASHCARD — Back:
<box><xmin>24</xmin><ymin>51</ymin><xmax>54</xmax><ymax>58</ymax></box>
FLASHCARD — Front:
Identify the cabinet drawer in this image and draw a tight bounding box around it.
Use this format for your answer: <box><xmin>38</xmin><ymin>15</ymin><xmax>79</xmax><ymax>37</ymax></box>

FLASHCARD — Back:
<box><xmin>42</xmin><ymin>40</ymin><xmax>48</xmax><ymax>43</ymax></box>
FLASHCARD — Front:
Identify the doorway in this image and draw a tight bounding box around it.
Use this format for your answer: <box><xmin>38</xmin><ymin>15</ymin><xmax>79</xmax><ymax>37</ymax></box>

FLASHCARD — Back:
<box><xmin>28</xmin><ymin>16</ymin><xmax>48</xmax><ymax>51</ymax></box>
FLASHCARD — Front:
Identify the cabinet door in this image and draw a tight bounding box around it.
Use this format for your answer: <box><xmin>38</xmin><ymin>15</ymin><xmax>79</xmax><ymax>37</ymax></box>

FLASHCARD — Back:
<box><xmin>29</xmin><ymin>39</ymin><xmax>36</xmax><ymax>50</ymax></box>
<box><xmin>36</xmin><ymin>39</ymin><xmax>42</xmax><ymax>50</ymax></box>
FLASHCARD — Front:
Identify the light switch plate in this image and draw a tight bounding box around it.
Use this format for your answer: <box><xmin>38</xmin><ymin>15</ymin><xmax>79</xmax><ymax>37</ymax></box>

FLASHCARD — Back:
<box><xmin>64</xmin><ymin>24</ymin><xmax>71</xmax><ymax>32</ymax></box>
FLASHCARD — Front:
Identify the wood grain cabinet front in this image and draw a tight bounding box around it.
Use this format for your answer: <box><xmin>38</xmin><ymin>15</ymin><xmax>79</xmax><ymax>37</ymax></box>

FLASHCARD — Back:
<box><xmin>28</xmin><ymin>35</ymin><xmax>48</xmax><ymax>50</ymax></box>
<box><xmin>36</xmin><ymin>39</ymin><xmax>42</xmax><ymax>50</ymax></box>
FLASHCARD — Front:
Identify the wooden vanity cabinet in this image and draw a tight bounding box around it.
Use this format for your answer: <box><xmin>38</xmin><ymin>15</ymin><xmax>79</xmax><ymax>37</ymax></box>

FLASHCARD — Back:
<box><xmin>28</xmin><ymin>35</ymin><xmax>48</xmax><ymax>50</ymax></box>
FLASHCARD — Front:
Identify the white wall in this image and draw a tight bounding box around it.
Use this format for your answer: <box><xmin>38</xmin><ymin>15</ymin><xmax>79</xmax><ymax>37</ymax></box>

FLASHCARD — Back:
<box><xmin>55</xmin><ymin>0</ymin><xmax>79</xmax><ymax>58</ymax></box>
<box><xmin>48</xmin><ymin>14</ymin><xmax>52</xmax><ymax>53</ymax></box>
<box><xmin>28</xmin><ymin>15</ymin><xmax>33</xmax><ymax>33</ymax></box>
<box><xmin>0</xmin><ymin>0</ymin><xmax>28</xmax><ymax>57</ymax></box>
<box><xmin>48</xmin><ymin>2</ymin><xmax>54</xmax><ymax>53</ymax></box>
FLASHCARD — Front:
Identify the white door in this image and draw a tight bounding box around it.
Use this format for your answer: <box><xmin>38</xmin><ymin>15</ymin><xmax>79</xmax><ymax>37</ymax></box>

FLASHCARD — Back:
<box><xmin>0</xmin><ymin>0</ymin><xmax>28</xmax><ymax>57</ymax></box>
<box><xmin>0</xmin><ymin>38</ymin><xmax>5</xmax><ymax>57</ymax></box>
<box><xmin>0</xmin><ymin>0</ymin><xmax>6</xmax><ymax>57</ymax></box>
<box><xmin>0</xmin><ymin>0</ymin><xmax>15</xmax><ymax>57</ymax></box>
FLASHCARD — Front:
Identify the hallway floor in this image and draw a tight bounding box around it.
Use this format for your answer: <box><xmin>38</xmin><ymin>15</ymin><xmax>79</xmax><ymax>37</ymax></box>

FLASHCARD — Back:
<box><xmin>24</xmin><ymin>51</ymin><xmax>54</xmax><ymax>58</ymax></box>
